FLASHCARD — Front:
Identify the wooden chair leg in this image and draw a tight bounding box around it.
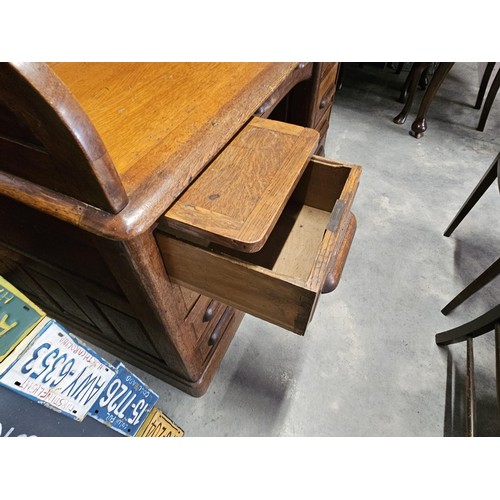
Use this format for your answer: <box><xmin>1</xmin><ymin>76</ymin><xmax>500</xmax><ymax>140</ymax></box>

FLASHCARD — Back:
<box><xmin>475</xmin><ymin>62</ymin><xmax>496</xmax><ymax>109</ymax></box>
<box><xmin>393</xmin><ymin>63</ymin><xmax>431</xmax><ymax>124</ymax></box>
<box><xmin>496</xmin><ymin>323</ymin><xmax>500</xmax><ymax>416</ymax></box>
<box><xmin>477</xmin><ymin>66</ymin><xmax>500</xmax><ymax>132</ymax></box>
<box><xmin>436</xmin><ymin>305</ymin><xmax>500</xmax><ymax>436</ymax></box>
<box><xmin>441</xmin><ymin>257</ymin><xmax>500</xmax><ymax>315</ymax></box>
<box><xmin>410</xmin><ymin>62</ymin><xmax>454</xmax><ymax>139</ymax></box>
<box><xmin>443</xmin><ymin>152</ymin><xmax>499</xmax><ymax>237</ymax></box>
<box><xmin>466</xmin><ymin>336</ymin><xmax>476</xmax><ymax>436</ymax></box>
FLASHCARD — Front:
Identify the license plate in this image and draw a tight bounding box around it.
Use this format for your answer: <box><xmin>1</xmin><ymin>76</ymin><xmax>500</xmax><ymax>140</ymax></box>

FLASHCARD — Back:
<box><xmin>88</xmin><ymin>362</ymin><xmax>159</xmax><ymax>436</ymax></box>
<box><xmin>0</xmin><ymin>276</ymin><xmax>46</xmax><ymax>363</ymax></box>
<box><xmin>136</xmin><ymin>407</ymin><xmax>184</xmax><ymax>437</ymax></box>
<box><xmin>0</xmin><ymin>319</ymin><xmax>116</xmax><ymax>421</ymax></box>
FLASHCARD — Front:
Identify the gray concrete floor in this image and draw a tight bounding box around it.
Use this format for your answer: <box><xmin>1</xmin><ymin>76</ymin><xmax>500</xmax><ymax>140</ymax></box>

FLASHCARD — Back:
<box><xmin>94</xmin><ymin>62</ymin><xmax>500</xmax><ymax>438</ymax></box>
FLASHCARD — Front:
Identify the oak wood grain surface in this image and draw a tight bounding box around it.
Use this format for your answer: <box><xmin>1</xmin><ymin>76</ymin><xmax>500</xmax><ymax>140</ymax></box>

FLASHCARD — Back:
<box><xmin>162</xmin><ymin>117</ymin><xmax>319</xmax><ymax>252</ymax></box>
<box><xmin>48</xmin><ymin>63</ymin><xmax>298</xmax><ymax>201</ymax></box>
<box><xmin>0</xmin><ymin>63</ymin><xmax>299</xmax><ymax>241</ymax></box>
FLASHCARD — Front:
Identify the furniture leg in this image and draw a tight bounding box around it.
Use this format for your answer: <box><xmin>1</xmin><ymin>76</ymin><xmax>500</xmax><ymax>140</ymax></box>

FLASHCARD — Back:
<box><xmin>393</xmin><ymin>63</ymin><xmax>431</xmax><ymax>124</ymax></box>
<box><xmin>496</xmin><ymin>322</ymin><xmax>500</xmax><ymax>415</ymax></box>
<box><xmin>410</xmin><ymin>62</ymin><xmax>454</xmax><ymax>138</ymax></box>
<box><xmin>436</xmin><ymin>305</ymin><xmax>500</xmax><ymax>436</ymax></box>
<box><xmin>441</xmin><ymin>257</ymin><xmax>500</xmax><ymax>315</ymax></box>
<box><xmin>477</xmin><ymin>65</ymin><xmax>500</xmax><ymax>132</ymax></box>
<box><xmin>466</xmin><ymin>336</ymin><xmax>476</xmax><ymax>436</ymax></box>
<box><xmin>475</xmin><ymin>62</ymin><xmax>495</xmax><ymax>109</ymax></box>
<box><xmin>444</xmin><ymin>152</ymin><xmax>499</xmax><ymax>237</ymax></box>
<box><xmin>418</xmin><ymin>65</ymin><xmax>432</xmax><ymax>90</ymax></box>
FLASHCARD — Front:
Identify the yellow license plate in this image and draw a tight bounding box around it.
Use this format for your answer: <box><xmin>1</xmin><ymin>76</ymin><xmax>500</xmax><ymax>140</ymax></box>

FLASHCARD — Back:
<box><xmin>136</xmin><ymin>407</ymin><xmax>184</xmax><ymax>437</ymax></box>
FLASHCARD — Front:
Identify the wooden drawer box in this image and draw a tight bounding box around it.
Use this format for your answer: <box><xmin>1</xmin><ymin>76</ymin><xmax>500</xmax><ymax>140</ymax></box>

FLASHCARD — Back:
<box><xmin>155</xmin><ymin>117</ymin><xmax>361</xmax><ymax>335</ymax></box>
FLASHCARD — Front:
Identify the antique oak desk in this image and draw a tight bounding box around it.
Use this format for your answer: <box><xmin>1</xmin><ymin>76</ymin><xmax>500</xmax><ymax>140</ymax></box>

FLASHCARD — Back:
<box><xmin>0</xmin><ymin>63</ymin><xmax>361</xmax><ymax>396</ymax></box>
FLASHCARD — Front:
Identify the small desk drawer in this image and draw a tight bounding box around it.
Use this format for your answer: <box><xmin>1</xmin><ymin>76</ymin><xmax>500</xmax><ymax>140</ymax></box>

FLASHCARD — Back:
<box><xmin>156</xmin><ymin>153</ymin><xmax>361</xmax><ymax>335</ymax></box>
<box><xmin>312</xmin><ymin>63</ymin><xmax>339</xmax><ymax>128</ymax></box>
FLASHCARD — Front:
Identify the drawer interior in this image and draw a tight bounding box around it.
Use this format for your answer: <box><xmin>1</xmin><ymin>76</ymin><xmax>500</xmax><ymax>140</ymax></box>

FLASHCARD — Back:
<box><xmin>210</xmin><ymin>158</ymin><xmax>352</xmax><ymax>282</ymax></box>
<box><xmin>156</xmin><ymin>155</ymin><xmax>360</xmax><ymax>335</ymax></box>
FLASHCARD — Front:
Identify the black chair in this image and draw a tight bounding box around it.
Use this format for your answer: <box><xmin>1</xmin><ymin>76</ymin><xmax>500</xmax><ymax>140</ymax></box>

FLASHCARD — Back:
<box><xmin>436</xmin><ymin>304</ymin><xmax>500</xmax><ymax>436</ymax></box>
<box><xmin>441</xmin><ymin>152</ymin><xmax>500</xmax><ymax>315</ymax></box>
<box><xmin>475</xmin><ymin>62</ymin><xmax>500</xmax><ymax>132</ymax></box>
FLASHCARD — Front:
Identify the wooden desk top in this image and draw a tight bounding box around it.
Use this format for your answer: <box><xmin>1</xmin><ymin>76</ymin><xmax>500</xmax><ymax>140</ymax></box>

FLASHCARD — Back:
<box><xmin>49</xmin><ymin>63</ymin><xmax>298</xmax><ymax>201</ymax></box>
<box><xmin>1</xmin><ymin>62</ymin><xmax>301</xmax><ymax>240</ymax></box>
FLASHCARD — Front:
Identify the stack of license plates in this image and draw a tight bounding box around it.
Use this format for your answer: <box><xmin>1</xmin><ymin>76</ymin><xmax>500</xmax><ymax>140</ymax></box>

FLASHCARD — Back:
<box><xmin>0</xmin><ymin>276</ymin><xmax>183</xmax><ymax>437</ymax></box>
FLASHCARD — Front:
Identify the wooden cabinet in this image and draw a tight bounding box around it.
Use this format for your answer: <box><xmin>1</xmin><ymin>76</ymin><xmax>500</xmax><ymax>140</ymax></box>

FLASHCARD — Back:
<box><xmin>0</xmin><ymin>62</ymin><xmax>359</xmax><ymax>396</ymax></box>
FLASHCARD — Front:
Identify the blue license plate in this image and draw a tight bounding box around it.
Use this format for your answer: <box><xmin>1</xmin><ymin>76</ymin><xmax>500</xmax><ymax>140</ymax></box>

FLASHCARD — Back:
<box><xmin>88</xmin><ymin>362</ymin><xmax>158</xmax><ymax>436</ymax></box>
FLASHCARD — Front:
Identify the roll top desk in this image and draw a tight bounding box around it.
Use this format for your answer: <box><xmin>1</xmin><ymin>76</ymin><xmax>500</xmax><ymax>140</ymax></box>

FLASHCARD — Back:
<box><xmin>0</xmin><ymin>62</ymin><xmax>360</xmax><ymax>396</ymax></box>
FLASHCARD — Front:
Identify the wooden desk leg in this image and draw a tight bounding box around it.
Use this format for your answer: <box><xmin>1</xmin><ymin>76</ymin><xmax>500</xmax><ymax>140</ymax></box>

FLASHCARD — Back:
<box><xmin>410</xmin><ymin>62</ymin><xmax>454</xmax><ymax>138</ymax></box>
<box><xmin>394</xmin><ymin>63</ymin><xmax>431</xmax><ymax>124</ymax></box>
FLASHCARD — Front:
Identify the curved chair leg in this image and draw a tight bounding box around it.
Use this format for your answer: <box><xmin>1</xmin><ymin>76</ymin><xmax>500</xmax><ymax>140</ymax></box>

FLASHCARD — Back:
<box><xmin>394</xmin><ymin>63</ymin><xmax>431</xmax><ymax>124</ymax></box>
<box><xmin>443</xmin><ymin>152</ymin><xmax>499</xmax><ymax>237</ymax></box>
<box><xmin>410</xmin><ymin>62</ymin><xmax>454</xmax><ymax>138</ymax></box>
<box><xmin>475</xmin><ymin>62</ymin><xmax>496</xmax><ymax>109</ymax></box>
<box><xmin>477</xmin><ymin>66</ymin><xmax>500</xmax><ymax>132</ymax></box>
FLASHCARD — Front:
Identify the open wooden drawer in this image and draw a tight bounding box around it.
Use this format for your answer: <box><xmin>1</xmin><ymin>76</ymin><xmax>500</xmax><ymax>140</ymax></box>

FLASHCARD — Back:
<box><xmin>155</xmin><ymin>117</ymin><xmax>361</xmax><ymax>335</ymax></box>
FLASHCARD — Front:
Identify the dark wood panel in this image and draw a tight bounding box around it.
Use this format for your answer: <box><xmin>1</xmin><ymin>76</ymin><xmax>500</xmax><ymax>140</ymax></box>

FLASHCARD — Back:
<box><xmin>0</xmin><ymin>195</ymin><xmax>122</xmax><ymax>294</ymax></box>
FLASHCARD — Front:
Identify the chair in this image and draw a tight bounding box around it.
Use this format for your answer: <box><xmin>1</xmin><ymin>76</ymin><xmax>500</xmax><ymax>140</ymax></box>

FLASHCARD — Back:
<box><xmin>393</xmin><ymin>62</ymin><xmax>454</xmax><ymax>138</ymax></box>
<box><xmin>393</xmin><ymin>62</ymin><xmax>499</xmax><ymax>138</ymax></box>
<box><xmin>441</xmin><ymin>152</ymin><xmax>500</xmax><ymax>315</ymax></box>
<box><xmin>475</xmin><ymin>62</ymin><xmax>500</xmax><ymax>132</ymax></box>
<box><xmin>435</xmin><ymin>304</ymin><xmax>500</xmax><ymax>436</ymax></box>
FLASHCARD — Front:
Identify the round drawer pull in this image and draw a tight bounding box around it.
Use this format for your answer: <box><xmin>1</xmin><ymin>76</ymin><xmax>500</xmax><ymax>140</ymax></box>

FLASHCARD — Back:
<box><xmin>203</xmin><ymin>300</ymin><xmax>216</xmax><ymax>322</ymax></box>
<box><xmin>208</xmin><ymin>308</ymin><xmax>233</xmax><ymax>346</ymax></box>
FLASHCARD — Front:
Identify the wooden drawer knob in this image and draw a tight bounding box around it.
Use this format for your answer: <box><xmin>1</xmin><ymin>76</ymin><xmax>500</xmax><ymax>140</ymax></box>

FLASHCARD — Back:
<box><xmin>203</xmin><ymin>299</ymin><xmax>216</xmax><ymax>322</ymax></box>
<box><xmin>208</xmin><ymin>308</ymin><xmax>233</xmax><ymax>345</ymax></box>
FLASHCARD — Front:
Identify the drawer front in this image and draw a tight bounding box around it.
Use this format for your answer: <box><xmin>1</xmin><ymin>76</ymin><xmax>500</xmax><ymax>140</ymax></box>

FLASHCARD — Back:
<box><xmin>156</xmin><ymin>156</ymin><xmax>361</xmax><ymax>335</ymax></box>
<box><xmin>184</xmin><ymin>293</ymin><xmax>230</xmax><ymax>359</ymax></box>
<box><xmin>196</xmin><ymin>306</ymin><xmax>235</xmax><ymax>360</ymax></box>
<box><xmin>185</xmin><ymin>294</ymin><xmax>225</xmax><ymax>342</ymax></box>
<box><xmin>315</xmin><ymin>99</ymin><xmax>335</xmax><ymax>156</ymax></box>
<box><xmin>312</xmin><ymin>63</ymin><xmax>339</xmax><ymax>128</ymax></box>
<box><xmin>320</xmin><ymin>62</ymin><xmax>338</xmax><ymax>81</ymax></box>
